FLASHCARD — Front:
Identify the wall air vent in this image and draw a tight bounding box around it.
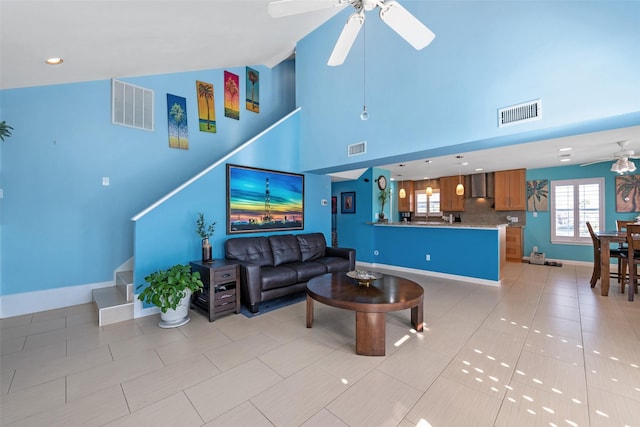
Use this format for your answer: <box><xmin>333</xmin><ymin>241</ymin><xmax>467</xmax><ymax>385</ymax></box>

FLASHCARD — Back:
<box><xmin>348</xmin><ymin>141</ymin><xmax>367</xmax><ymax>157</ymax></box>
<box><xmin>498</xmin><ymin>99</ymin><xmax>542</xmax><ymax>127</ymax></box>
<box><xmin>112</xmin><ymin>79</ymin><xmax>154</xmax><ymax>131</ymax></box>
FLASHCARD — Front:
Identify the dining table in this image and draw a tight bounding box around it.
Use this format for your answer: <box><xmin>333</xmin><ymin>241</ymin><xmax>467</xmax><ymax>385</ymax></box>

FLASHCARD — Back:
<box><xmin>595</xmin><ymin>230</ymin><xmax>627</xmax><ymax>296</ymax></box>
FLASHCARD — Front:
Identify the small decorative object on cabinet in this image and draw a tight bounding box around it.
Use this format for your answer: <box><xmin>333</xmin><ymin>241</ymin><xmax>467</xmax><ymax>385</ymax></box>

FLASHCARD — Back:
<box><xmin>196</xmin><ymin>212</ymin><xmax>216</xmax><ymax>262</ymax></box>
<box><xmin>189</xmin><ymin>259</ymin><xmax>240</xmax><ymax>322</ymax></box>
<box><xmin>495</xmin><ymin>169</ymin><xmax>526</xmax><ymax>210</ymax></box>
<box><xmin>137</xmin><ymin>264</ymin><xmax>204</xmax><ymax>328</ymax></box>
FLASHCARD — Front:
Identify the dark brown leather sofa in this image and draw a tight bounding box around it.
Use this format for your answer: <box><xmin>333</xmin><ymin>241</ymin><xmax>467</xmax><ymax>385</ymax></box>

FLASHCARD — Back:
<box><xmin>225</xmin><ymin>233</ymin><xmax>355</xmax><ymax>313</ymax></box>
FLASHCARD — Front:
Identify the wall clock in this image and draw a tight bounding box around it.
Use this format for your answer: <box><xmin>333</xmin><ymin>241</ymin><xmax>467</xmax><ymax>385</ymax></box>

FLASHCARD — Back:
<box><xmin>377</xmin><ymin>175</ymin><xmax>387</xmax><ymax>190</ymax></box>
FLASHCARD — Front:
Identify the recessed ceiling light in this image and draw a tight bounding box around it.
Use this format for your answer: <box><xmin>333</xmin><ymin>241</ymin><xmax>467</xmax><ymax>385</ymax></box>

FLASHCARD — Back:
<box><xmin>475</xmin><ymin>168</ymin><xmax>484</xmax><ymax>171</ymax></box>
<box><xmin>46</xmin><ymin>57</ymin><xmax>63</xmax><ymax>65</ymax></box>
<box><xmin>559</xmin><ymin>147</ymin><xmax>572</xmax><ymax>152</ymax></box>
<box><xmin>560</xmin><ymin>158</ymin><xmax>571</xmax><ymax>162</ymax></box>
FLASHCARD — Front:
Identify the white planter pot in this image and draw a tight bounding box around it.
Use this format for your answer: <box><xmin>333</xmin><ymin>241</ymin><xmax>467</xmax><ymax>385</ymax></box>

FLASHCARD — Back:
<box><xmin>158</xmin><ymin>289</ymin><xmax>192</xmax><ymax>328</ymax></box>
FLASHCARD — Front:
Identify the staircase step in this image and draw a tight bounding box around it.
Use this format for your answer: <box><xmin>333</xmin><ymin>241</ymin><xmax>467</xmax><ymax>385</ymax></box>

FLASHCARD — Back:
<box><xmin>115</xmin><ymin>270</ymin><xmax>134</xmax><ymax>302</ymax></box>
<box><xmin>93</xmin><ymin>286</ymin><xmax>134</xmax><ymax>326</ymax></box>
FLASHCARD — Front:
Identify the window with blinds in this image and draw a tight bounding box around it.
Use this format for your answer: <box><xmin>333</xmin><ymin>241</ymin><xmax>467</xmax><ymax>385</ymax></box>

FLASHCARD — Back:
<box><xmin>415</xmin><ymin>190</ymin><xmax>441</xmax><ymax>217</ymax></box>
<box><xmin>551</xmin><ymin>178</ymin><xmax>604</xmax><ymax>244</ymax></box>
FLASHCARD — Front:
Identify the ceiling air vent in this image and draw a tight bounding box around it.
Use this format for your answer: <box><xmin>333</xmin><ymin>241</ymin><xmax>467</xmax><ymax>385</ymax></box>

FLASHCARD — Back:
<box><xmin>112</xmin><ymin>79</ymin><xmax>154</xmax><ymax>131</ymax></box>
<box><xmin>348</xmin><ymin>141</ymin><xmax>367</xmax><ymax>157</ymax></box>
<box><xmin>498</xmin><ymin>99</ymin><xmax>542</xmax><ymax>128</ymax></box>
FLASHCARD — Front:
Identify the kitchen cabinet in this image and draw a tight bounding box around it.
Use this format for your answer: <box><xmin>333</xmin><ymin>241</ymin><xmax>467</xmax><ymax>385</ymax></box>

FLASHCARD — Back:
<box><xmin>398</xmin><ymin>180</ymin><xmax>414</xmax><ymax>212</ymax></box>
<box><xmin>439</xmin><ymin>175</ymin><xmax>465</xmax><ymax>212</ymax></box>
<box><xmin>505</xmin><ymin>226</ymin><xmax>523</xmax><ymax>261</ymax></box>
<box><xmin>495</xmin><ymin>168</ymin><xmax>526</xmax><ymax>210</ymax></box>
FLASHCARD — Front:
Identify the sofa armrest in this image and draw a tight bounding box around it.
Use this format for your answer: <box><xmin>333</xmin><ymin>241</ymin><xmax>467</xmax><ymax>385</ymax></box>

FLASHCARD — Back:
<box><xmin>236</xmin><ymin>262</ymin><xmax>263</xmax><ymax>312</ymax></box>
<box><xmin>326</xmin><ymin>246</ymin><xmax>356</xmax><ymax>270</ymax></box>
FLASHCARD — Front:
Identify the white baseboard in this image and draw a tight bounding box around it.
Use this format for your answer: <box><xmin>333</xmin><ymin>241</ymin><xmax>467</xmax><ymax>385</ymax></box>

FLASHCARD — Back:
<box><xmin>0</xmin><ymin>281</ymin><xmax>112</xmax><ymax>319</ymax></box>
<box><xmin>356</xmin><ymin>262</ymin><xmax>502</xmax><ymax>287</ymax></box>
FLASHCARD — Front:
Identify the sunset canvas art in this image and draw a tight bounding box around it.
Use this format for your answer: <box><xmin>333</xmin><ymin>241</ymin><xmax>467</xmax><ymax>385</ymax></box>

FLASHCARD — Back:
<box><xmin>224</xmin><ymin>71</ymin><xmax>240</xmax><ymax>120</ymax></box>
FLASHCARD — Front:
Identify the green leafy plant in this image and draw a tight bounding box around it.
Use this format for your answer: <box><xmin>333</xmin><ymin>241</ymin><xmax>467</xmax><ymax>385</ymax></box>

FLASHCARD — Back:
<box><xmin>0</xmin><ymin>121</ymin><xmax>13</xmax><ymax>141</ymax></box>
<box><xmin>137</xmin><ymin>264</ymin><xmax>203</xmax><ymax>313</ymax></box>
<box><xmin>196</xmin><ymin>212</ymin><xmax>216</xmax><ymax>239</ymax></box>
<box><xmin>378</xmin><ymin>189</ymin><xmax>390</xmax><ymax>213</ymax></box>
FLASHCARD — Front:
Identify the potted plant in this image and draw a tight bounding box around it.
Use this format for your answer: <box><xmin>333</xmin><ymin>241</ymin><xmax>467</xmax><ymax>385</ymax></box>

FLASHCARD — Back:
<box><xmin>196</xmin><ymin>212</ymin><xmax>216</xmax><ymax>262</ymax></box>
<box><xmin>137</xmin><ymin>264</ymin><xmax>204</xmax><ymax>328</ymax></box>
<box><xmin>378</xmin><ymin>189</ymin><xmax>390</xmax><ymax>221</ymax></box>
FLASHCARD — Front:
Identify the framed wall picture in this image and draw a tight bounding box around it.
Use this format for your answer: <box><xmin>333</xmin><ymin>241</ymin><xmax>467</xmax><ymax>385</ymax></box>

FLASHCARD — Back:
<box><xmin>227</xmin><ymin>164</ymin><xmax>304</xmax><ymax>234</ymax></box>
<box><xmin>341</xmin><ymin>192</ymin><xmax>356</xmax><ymax>214</ymax></box>
<box><xmin>527</xmin><ymin>179</ymin><xmax>548</xmax><ymax>212</ymax></box>
<box><xmin>616</xmin><ymin>174</ymin><xmax>640</xmax><ymax>212</ymax></box>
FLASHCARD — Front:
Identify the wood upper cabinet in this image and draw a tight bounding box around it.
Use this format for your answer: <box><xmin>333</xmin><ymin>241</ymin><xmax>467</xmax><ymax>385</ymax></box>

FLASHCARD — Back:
<box><xmin>397</xmin><ymin>181</ymin><xmax>414</xmax><ymax>212</ymax></box>
<box><xmin>494</xmin><ymin>168</ymin><xmax>526</xmax><ymax>211</ymax></box>
<box><xmin>439</xmin><ymin>175</ymin><xmax>465</xmax><ymax>212</ymax></box>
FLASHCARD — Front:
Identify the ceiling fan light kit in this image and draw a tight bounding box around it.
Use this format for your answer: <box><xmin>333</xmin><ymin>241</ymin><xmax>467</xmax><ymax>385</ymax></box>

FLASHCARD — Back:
<box><xmin>611</xmin><ymin>157</ymin><xmax>636</xmax><ymax>174</ymax></box>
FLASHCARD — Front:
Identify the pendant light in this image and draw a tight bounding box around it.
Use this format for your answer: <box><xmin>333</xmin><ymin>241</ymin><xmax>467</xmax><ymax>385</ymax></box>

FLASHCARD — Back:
<box><xmin>399</xmin><ymin>179</ymin><xmax>406</xmax><ymax>198</ymax></box>
<box><xmin>425</xmin><ymin>160</ymin><xmax>433</xmax><ymax>196</ymax></box>
<box><xmin>455</xmin><ymin>157</ymin><xmax>464</xmax><ymax>196</ymax></box>
<box><xmin>360</xmin><ymin>20</ymin><xmax>369</xmax><ymax>121</ymax></box>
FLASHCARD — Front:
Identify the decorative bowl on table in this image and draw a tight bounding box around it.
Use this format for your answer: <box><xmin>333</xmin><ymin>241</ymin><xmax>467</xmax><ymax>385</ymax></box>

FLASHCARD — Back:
<box><xmin>346</xmin><ymin>270</ymin><xmax>383</xmax><ymax>287</ymax></box>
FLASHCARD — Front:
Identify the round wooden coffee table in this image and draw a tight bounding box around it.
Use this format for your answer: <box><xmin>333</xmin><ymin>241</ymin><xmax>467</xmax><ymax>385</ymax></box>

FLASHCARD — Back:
<box><xmin>306</xmin><ymin>272</ymin><xmax>424</xmax><ymax>356</ymax></box>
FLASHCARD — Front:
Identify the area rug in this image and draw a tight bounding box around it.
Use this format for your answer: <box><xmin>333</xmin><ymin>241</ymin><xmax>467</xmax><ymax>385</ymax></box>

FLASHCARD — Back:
<box><xmin>240</xmin><ymin>291</ymin><xmax>307</xmax><ymax>318</ymax></box>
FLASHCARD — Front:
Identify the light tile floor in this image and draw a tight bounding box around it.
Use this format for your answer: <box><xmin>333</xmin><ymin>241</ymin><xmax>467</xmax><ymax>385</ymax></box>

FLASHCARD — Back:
<box><xmin>1</xmin><ymin>262</ymin><xmax>639</xmax><ymax>426</ymax></box>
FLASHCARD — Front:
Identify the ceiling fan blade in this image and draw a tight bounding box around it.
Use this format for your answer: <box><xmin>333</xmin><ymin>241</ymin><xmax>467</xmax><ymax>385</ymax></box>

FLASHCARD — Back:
<box><xmin>327</xmin><ymin>12</ymin><xmax>365</xmax><ymax>66</ymax></box>
<box><xmin>580</xmin><ymin>158</ymin><xmax>613</xmax><ymax>167</ymax></box>
<box><xmin>378</xmin><ymin>0</ymin><xmax>435</xmax><ymax>50</ymax></box>
<box><xmin>268</xmin><ymin>0</ymin><xmax>344</xmax><ymax>18</ymax></box>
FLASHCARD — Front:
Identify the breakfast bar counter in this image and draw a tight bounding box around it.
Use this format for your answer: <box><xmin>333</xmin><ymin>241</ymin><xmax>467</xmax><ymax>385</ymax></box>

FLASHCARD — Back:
<box><xmin>367</xmin><ymin>222</ymin><xmax>507</xmax><ymax>285</ymax></box>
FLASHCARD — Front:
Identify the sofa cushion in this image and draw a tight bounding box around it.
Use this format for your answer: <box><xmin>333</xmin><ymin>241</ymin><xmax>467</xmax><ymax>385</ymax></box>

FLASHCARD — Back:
<box><xmin>285</xmin><ymin>261</ymin><xmax>328</xmax><ymax>283</ymax></box>
<box><xmin>268</xmin><ymin>234</ymin><xmax>302</xmax><ymax>266</ymax></box>
<box><xmin>317</xmin><ymin>256</ymin><xmax>352</xmax><ymax>273</ymax></box>
<box><xmin>261</xmin><ymin>266</ymin><xmax>298</xmax><ymax>291</ymax></box>
<box><xmin>225</xmin><ymin>236</ymin><xmax>274</xmax><ymax>267</ymax></box>
<box><xmin>296</xmin><ymin>233</ymin><xmax>327</xmax><ymax>262</ymax></box>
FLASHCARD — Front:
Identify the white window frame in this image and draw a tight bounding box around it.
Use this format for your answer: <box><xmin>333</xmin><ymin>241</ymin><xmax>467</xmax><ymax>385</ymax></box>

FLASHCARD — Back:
<box><xmin>550</xmin><ymin>177</ymin><xmax>604</xmax><ymax>245</ymax></box>
<box><xmin>414</xmin><ymin>189</ymin><xmax>442</xmax><ymax>218</ymax></box>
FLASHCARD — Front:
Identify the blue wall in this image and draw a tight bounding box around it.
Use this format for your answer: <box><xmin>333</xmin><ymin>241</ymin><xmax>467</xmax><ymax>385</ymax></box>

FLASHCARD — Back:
<box><xmin>134</xmin><ymin>111</ymin><xmax>333</xmax><ymax>294</ymax></box>
<box><xmin>296</xmin><ymin>1</ymin><xmax>640</xmax><ymax>175</ymax></box>
<box><xmin>0</xmin><ymin>61</ymin><xmax>296</xmax><ymax>296</ymax></box>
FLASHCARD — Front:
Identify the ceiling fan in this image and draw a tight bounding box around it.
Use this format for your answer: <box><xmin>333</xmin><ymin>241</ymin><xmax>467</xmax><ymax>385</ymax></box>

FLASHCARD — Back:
<box><xmin>580</xmin><ymin>140</ymin><xmax>640</xmax><ymax>173</ymax></box>
<box><xmin>268</xmin><ymin>0</ymin><xmax>436</xmax><ymax>66</ymax></box>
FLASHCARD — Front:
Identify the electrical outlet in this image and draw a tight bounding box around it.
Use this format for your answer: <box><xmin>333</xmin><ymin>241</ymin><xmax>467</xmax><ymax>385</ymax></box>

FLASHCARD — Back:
<box><xmin>533</xmin><ymin>246</ymin><xmax>538</xmax><ymax>252</ymax></box>
<box><xmin>426</xmin><ymin>254</ymin><xmax>431</xmax><ymax>261</ymax></box>
<box><xmin>511</xmin><ymin>217</ymin><xmax>518</xmax><ymax>223</ymax></box>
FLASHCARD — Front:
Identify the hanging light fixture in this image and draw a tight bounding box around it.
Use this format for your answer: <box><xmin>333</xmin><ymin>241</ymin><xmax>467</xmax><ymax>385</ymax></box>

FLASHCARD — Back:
<box><xmin>425</xmin><ymin>160</ymin><xmax>433</xmax><ymax>196</ymax></box>
<box><xmin>611</xmin><ymin>157</ymin><xmax>637</xmax><ymax>174</ymax></box>
<box><xmin>455</xmin><ymin>157</ymin><xmax>464</xmax><ymax>196</ymax></box>
<box><xmin>360</xmin><ymin>19</ymin><xmax>369</xmax><ymax>121</ymax></box>
<box><xmin>399</xmin><ymin>179</ymin><xmax>406</xmax><ymax>198</ymax></box>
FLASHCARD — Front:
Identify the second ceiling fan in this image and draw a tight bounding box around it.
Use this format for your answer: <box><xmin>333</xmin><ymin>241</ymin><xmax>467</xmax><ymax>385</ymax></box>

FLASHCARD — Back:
<box><xmin>268</xmin><ymin>0</ymin><xmax>436</xmax><ymax>66</ymax></box>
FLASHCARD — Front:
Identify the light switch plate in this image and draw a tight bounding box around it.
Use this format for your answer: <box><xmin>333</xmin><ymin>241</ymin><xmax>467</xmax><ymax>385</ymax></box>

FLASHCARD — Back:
<box><xmin>102</xmin><ymin>177</ymin><xmax>110</xmax><ymax>186</ymax></box>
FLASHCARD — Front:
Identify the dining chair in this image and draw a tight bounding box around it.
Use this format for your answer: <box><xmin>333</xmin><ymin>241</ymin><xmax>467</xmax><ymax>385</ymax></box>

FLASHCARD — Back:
<box><xmin>586</xmin><ymin>221</ymin><xmax>623</xmax><ymax>289</ymax></box>
<box><xmin>615</xmin><ymin>220</ymin><xmax>634</xmax><ymax>282</ymax></box>
<box><xmin>620</xmin><ymin>223</ymin><xmax>640</xmax><ymax>301</ymax></box>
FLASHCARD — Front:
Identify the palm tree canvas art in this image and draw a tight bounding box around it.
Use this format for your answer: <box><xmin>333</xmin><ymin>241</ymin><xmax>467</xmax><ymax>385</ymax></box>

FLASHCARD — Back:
<box><xmin>196</xmin><ymin>80</ymin><xmax>216</xmax><ymax>133</ymax></box>
<box><xmin>527</xmin><ymin>179</ymin><xmax>549</xmax><ymax>212</ymax></box>
<box><xmin>224</xmin><ymin>71</ymin><xmax>240</xmax><ymax>120</ymax></box>
<box><xmin>245</xmin><ymin>67</ymin><xmax>259</xmax><ymax>113</ymax></box>
<box><xmin>616</xmin><ymin>174</ymin><xmax>640</xmax><ymax>212</ymax></box>
<box><xmin>167</xmin><ymin>94</ymin><xmax>188</xmax><ymax>149</ymax></box>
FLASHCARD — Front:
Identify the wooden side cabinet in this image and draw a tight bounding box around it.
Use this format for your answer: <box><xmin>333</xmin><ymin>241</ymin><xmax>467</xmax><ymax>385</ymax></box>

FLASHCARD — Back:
<box><xmin>505</xmin><ymin>226</ymin><xmax>523</xmax><ymax>262</ymax></box>
<box><xmin>190</xmin><ymin>259</ymin><xmax>240</xmax><ymax>322</ymax></box>
<box><xmin>439</xmin><ymin>175</ymin><xmax>465</xmax><ymax>212</ymax></box>
<box><xmin>494</xmin><ymin>168</ymin><xmax>526</xmax><ymax>211</ymax></box>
